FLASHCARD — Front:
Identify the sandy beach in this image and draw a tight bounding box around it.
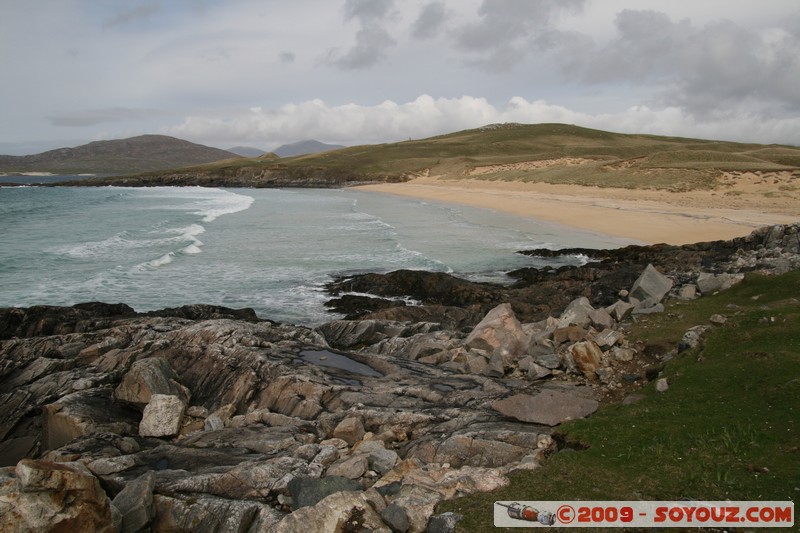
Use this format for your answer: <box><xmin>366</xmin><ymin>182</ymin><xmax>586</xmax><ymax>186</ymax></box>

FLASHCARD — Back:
<box><xmin>356</xmin><ymin>173</ymin><xmax>800</xmax><ymax>245</ymax></box>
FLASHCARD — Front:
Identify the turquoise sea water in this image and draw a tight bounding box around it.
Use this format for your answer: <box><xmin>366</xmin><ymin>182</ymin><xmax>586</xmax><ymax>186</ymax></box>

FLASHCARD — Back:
<box><xmin>0</xmin><ymin>184</ymin><xmax>636</xmax><ymax>325</ymax></box>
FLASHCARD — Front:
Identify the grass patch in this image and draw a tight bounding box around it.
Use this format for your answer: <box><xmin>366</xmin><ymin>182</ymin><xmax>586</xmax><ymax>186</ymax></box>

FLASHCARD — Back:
<box><xmin>438</xmin><ymin>271</ymin><xmax>800</xmax><ymax>531</ymax></box>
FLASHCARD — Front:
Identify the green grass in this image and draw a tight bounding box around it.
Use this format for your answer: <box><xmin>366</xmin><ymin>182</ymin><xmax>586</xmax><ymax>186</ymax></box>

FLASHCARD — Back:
<box><xmin>134</xmin><ymin>123</ymin><xmax>800</xmax><ymax>190</ymax></box>
<box><xmin>438</xmin><ymin>270</ymin><xmax>800</xmax><ymax>532</ymax></box>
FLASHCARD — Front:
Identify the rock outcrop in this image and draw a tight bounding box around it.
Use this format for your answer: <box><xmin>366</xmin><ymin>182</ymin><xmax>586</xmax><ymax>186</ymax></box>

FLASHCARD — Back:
<box><xmin>325</xmin><ymin>224</ymin><xmax>800</xmax><ymax>327</ymax></box>
<box><xmin>2</xmin><ymin>224</ymin><xmax>798</xmax><ymax>531</ymax></box>
<box><xmin>0</xmin><ymin>305</ymin><xmax>555</xmax><ymax>531</ymax></box>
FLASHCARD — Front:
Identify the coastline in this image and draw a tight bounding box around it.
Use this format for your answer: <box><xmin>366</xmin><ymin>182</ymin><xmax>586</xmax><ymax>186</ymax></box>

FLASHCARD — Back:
<box><xmin>354</xmin><ymin>175</ymin><xmax>800</xmax><ymax>245</ymax></box>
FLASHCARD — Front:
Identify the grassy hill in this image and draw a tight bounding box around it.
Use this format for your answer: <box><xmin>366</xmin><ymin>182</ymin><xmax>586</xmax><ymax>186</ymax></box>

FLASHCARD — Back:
<box><xmin>0</xmin><ymin>135</ymin><xmax>241</xmax><ymax>175</ymax></box>
<box><xmin>273</xmin><ymin>139</ymin><xmax>347</xmax><ymax>158</ymax></box>
<box><xmin>147</xmin><ymin>123</ymin><xmax>800</xmax><ymax>191</ymax></box>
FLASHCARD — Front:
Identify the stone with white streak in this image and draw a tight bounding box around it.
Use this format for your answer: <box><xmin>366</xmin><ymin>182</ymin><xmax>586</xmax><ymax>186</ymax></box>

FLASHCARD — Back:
<box><xmin>464</xmin><ymin>303</ymin><xmax>527</xmax><ymax>359</ymax></box>
<box><xmin>139</xmin><ymin>394</ymin><xmax>185</xmax><ymax>438</ymax></box>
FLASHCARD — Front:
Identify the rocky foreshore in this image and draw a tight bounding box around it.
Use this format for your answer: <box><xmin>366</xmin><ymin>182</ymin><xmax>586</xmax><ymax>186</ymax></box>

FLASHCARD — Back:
<box><xmin>1</xmin><ymin>224</ymin><xmax>798</xmax><ymax>532</ymax></box>
<box><xmin>55</xmin><ymin>166</ymin><xmax>410</xmax><ymax>189</ymax></box>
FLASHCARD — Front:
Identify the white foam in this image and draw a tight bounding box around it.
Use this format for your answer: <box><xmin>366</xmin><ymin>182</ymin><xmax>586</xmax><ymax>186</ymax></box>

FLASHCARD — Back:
<box><xmin>53</xmin><ymin>223</ymin><xmax>207</xmax><ymax>259</ymax></box>
<box><xmin>193</xmin><ymin>190</ymin><xmax>255</xmax><ymax>222</ymax></box>
<box><xmin>132</xmin><ymin>187</ymin><xmax>255</xmax><ymax>223</ymax></box>
<box><xmin>52</xmin><ymin>232</ymin><xmax>137</xmax><ymax>258</ymax></box>
<box><xmin>165</xmin><ymin>224</ymin><xmax>205</xmax><ymax>249</ymax></box>
<box><xmin>181</xmin><ymin>244</ymin><xmax>203</xmax><ymax>254</ymax></box>
<box><xmin>135</xmin><ymin>252</ymin><xmax>174</xmax><ymax>270</ymax></box>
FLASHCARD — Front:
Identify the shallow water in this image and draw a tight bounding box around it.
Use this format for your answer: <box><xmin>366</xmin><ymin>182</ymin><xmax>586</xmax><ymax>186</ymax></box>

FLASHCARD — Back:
<box><xmin>0</xmin><ymin>185</ymin><xmax>636</xmax><ymax>324</ymax></box>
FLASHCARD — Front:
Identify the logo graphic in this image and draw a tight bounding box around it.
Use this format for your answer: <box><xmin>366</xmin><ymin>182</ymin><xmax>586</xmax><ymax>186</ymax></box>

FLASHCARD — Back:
<box><xmin>495</xmin><ymin>502</ymin><xmax>556</xmax><ymax>526</ymax></box>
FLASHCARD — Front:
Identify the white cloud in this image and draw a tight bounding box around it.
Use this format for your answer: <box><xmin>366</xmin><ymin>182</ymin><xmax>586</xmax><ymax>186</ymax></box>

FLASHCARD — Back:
<box><xmin>2</xmin><ymin>1</ymin><xmax>799</xmax><ymax>151</ymax></box>
<box><xmin>165</xmin><ymin>95</ymin><xmax>800</xmax><ymax>148</ymax></box>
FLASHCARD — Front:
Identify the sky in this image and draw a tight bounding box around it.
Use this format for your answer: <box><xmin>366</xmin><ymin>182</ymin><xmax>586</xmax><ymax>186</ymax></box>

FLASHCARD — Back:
<box><xmin>1</xmin><ymin>0</ymin><xmax>799</xmax><ymax>155</ymax></box>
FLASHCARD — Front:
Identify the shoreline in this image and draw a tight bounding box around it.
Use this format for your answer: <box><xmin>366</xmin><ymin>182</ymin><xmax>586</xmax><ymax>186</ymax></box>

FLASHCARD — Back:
<box><xmin>355</xmin><ymin>176</ymin><xmax>800</xmax><ymax>245</ymax></box>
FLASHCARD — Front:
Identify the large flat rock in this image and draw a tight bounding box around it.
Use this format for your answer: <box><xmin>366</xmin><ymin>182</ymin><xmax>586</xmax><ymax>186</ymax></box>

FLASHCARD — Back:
<box><xmin>492</xmin><ymin>391</ymin><xmax>599</xmax><ymax>426</ymax></box>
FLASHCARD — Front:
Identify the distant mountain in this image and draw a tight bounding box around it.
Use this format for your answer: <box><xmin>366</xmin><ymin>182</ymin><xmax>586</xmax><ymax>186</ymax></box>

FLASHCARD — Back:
<box><xmin>227</xmin><ymin>146</ymin><xmax>267</xmax><ymax>158</ymax></box>
<box><xmin>0</xmin><ymin>135</ymin><xmax>240</xmax><ymax>175</ymax></box>
<box><xmin>273</xmin><ymin>140</ymin><xmax>346</xmax><ymax>158</ymax></box>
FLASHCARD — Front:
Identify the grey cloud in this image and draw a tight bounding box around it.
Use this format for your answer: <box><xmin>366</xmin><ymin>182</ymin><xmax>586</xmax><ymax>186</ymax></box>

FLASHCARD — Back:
<box><xmin>343</xmin><ymin>0</ymin><xmax>394</xmax><ymax>22</ymax></box>
<box><xmin>330</xmin><ymin>27</ymin><xmax>396</xmax><ymax>69</ymax></box>
<box><xmin>326</xmin><ymin>0</ymin><xmax>397</xmax><ymax>69</ymax></box>
<box><xmin>412</xmin><ymin>1</ymin><xmax>449</xmax><ymax>39</ymax></box>
<box><xmin>568</xmin><ymin>9</ymin><xmax>800</xmax><ymax>116</ymax></box>
<box><xmin>48</xmin><ymin>108</ymin><xmax>167</xmax><ymax>127</ymax></box>
<box><xmin>452</xmin><ymin>0</ymin><xmax>586</xmax><ymax>70</ymax></box>
<box><xmin>104</xmin><ymin>4</ymin><xmax>160</xmax><ymax>28</ymax></box>
<box><xmin>279</xmin><ymin>51</ymin><xmax>296</xmax><ymax>64</ymax></box>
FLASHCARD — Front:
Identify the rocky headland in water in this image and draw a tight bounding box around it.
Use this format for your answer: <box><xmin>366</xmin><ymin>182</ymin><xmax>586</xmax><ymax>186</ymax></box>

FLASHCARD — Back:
<box><xmin>1</xmin><ymin>224</ymin><xmax>798</xmax><ymax>532</ymax></box>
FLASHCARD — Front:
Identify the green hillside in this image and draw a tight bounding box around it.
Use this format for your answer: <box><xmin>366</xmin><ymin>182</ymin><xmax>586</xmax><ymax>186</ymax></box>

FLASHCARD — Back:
<box><xmin>59</xmin><ymin>123</ymin><xmax>800</xmax><ymax>191</ymax></box>
<box><xmin>0</xmin><ymin>135</ymin><xmax>241</xmax><ymax>175</ymax></box>
<box><xmin>173</xmin><ymin>123</ymin><xmax>800</xmax><ymax>191</ymax></box>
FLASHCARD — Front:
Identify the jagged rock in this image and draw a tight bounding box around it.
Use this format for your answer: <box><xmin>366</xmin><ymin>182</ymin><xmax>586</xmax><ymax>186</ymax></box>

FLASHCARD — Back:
<box><xmin>606</xmin><ymin>300</ymin><xmax>635</xmax><ymax>321</ymax></box>
<box><xmin>42</xmin><ymin>389</ymin><xmax>139</xmax><ymax>451</ymax></box>
<box><xmin>139</xmin><ymin>394</ymin><xmax>185</xmax><ymax>438</ymax></box>
<box><xmin>492</xmin><ymin>391</ymin><xmax>598</xmax><ymax>426</ymax></box>
<box><xmin>589</xmin><ymin>308</ymin><xmax>614</xmax><ymax>330</ymax></box>
<box><xmin>287</xmin><ymin>476</ymin><xmax>362</xmax><ymax>511</ymax></box>
<box><xmin>529</xmin><ymin>362</ymin><xmax>553</xmax><ymax>379</ymax></box>
<box><xmin>568</xmin><ymin>341</ymin><xmax>604</xmax><ymax>377</ymax></box>
<box><xmin>332</xmin><ymin>417</ymin><xmax>365</xmax><ymax>446</ymax></box>
<box><xmin>594</xmin><ymin>329</ymin><xmax>622</xmax><ymax>349</ymax></box>
<box><xmin>482</xmin><ymin>353</ymin><xmax>506</xmax><ymax>377</ymax></box>
<box><xmin>463</xmin><ymin>352</ymin><xmax>487</xmax><ymax>374</ymax></box>
<box><xmin>596</xmin><ymin>367</ymin><xmax>614</xmax><ymax>384</ymax></box>
<box><xmin>87</xmin><ymin>455</ymin><xmax>136</xmax><ymax>476</ymax></box>
<box><xmin>612</xmin><ymin>347</ymin><xmax>636</xmax><ymax>362</ymax></box>
<box><xmin>275</xmin><ymin>490</ymin><xmax>385</xmax><ymax>532</ymax></box>
<box><xmin>679</xmin><ymin>325</ymin><xmax>712</xmax><ymax>351</ymax></box>
<box><xmin>382</xmin><ymin>503</ymin><xmax>411</xmax><ymax>533</ymax></box>
<box><xmin>464</xmin><ymin>303</ymin><xmax>527</xmax><ymax>359</ymax></box>
<box><xmin>112</xmin><ymin>471</ymin><xmax>155</xmax><ymax>533</ymax></box>
<box><xmin>656</xmin><ymin>378</ymin><xmax>669</xmax><ymax>392</ymax></box>
<box><xmin>319</xmin><ymin>320</ymin><xmax>444</xmax><ymax>351</ymax></box>
<box><xmin>114</xmin><ymin>357</ymin><xmax>190</xmax><ymax>407</ymax></box>
<box><xmin>427</xmin><ymin>512</ymin><xmax>463</xmax><ymax>533</ymax></box>
<box><xmin>427</xmin><ymin>434</ymin><xmax>531</xmax><ymax>468</ymax></box>
<box><xmin>204</xmin><ymin>403</ymin><xmax>235</xmax><ymax>431</ymax></box>
<box><xmin>632</xmin><ymin>303</ymin><xmax>665</xmax><ymax>314</ymax></box>
<box><xmin>558</xmin><ymin>297</ymin><xmax>594</xmax><ymax>327</ymax></box>
<box><xmin>326</xmin><ymin>455</ymin><xmax>368</xmax><ymax>479</ymax></box>
<box><xmin>353</xmin><ymin>439</ymin><xmax>399</xmax><ymax>475</ymax></box>
<box><xmin>370</xmin><ymin>447</ymin><xmax>399</xmax><ymax>475</ymax></box>
<box><xmin>152</xmin><ymin>494</ymin><xmax>284</xmax><ymax>533</ymax></box>
<box><xmin>696</xmin><ymin>272</ymin><xmax>744</xmax><ymax>294</ymax></box>
<box><xmin>630</xmin><ymin>264</ymin><xmax>673</xmax><ymax>304</ymax></box>
<box><xmin>3</xmin><ymin>220</ymin><xmax>799</xmax><ymax>531</ymax></box>
<box><xmin>310</xmin><ymin>445</ymin><xmax>341</xmax><ymax>473</ymax></box>
<box><xmin>552</xmin><ymin>325</ymin><xmax>586</xmax><ymax>345</ymax></box>
<box><xmin>159</xmin><ymin>455</ymin><xmax>308</xmax><ymax>500</ymax></box>
<box><xmin>710</xmin><ymin>314</ymin><xmax>727</xmax><ymax>326</ymax></box>
<box><xmin>530</xmin><ymin>353</ymin><xmax>561</xmax><ymax>369</ymax></box>
<box><xmin>374</xmin><ymin>461</ymin><xmax>510</xmax><ymax>530</ymax></box>
<box><xmin>678</xmin><ymin>284</ymin><xmax>698</xmax><ymax>300</ymax></box>
<box><xmin>0</xmin><ymin>459</ymin><xmax>114</xmax><ymax>533</ymax></box>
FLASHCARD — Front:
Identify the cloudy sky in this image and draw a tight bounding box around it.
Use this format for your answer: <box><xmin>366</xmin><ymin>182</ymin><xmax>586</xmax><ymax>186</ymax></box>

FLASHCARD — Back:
<box><xmin>1</xmin><ymin>0</ymin><xmax>799</xmax><ymax>154</ymax></box>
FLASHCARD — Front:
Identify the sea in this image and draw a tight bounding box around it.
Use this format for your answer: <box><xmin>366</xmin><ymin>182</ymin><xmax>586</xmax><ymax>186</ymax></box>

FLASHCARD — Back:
<box><xmin>0</xmin><ymin>179</ymin><xmax>637</xmax><ymax>325</ymax></box>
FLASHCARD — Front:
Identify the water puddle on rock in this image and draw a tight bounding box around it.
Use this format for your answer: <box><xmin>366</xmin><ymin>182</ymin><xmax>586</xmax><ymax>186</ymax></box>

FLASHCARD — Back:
<box><xmin>299</xmin><ymin>349</ymin><xmax>383</xmax><ymax>378</ymax></box>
